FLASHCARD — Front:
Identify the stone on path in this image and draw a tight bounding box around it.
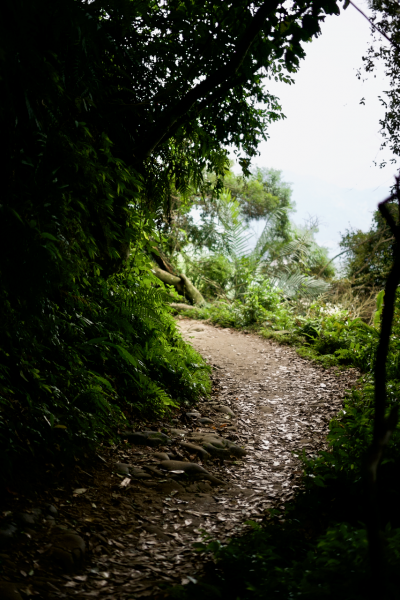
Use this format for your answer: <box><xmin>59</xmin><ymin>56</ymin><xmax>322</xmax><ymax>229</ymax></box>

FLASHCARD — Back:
<box><xmin>186</xmin><ymin>411</ymin><xmax>201</xmax><ymax>418</ymax></box>
<box><xmin>115</xmin><ymin>462</ymin><xmax>131</xmax><ymax>475</ymax></box>
<box><xmin>259</xmin><ymin>406</ymin><xmax>273</xmax><ymax>414</ymax></box>
<box><xmin>198</xmin><ymin>417</ymin><xmax>214</xmax><ymax>425</ymax></box>
<box><xmin>158</xmin><ymin>460</ymin><xmax>224</xmax><ymax>485</ymax></box>
<box><xmin>153</xmin><ymin>452</ymin><xmax>170</xmax><ymax>461</ymax></box>
<box><xmin>168</xmin><ymin>428</ymin><xmax>187</xmax><ymax>436</ymax></box>
<box><xmin>142</xmin><ymin>525</ymin><xmax>170</xmax><ymax>541</ymax></box>
<box><xmin>180</xmin><ymin>441</ymin><xmax>211</xmax><ymax>460</ymax></box>
<box><xmin>189</xmin><ymin>433</ymin><xmax>246</xmax><ymax>459</ymax></box>
<box><xmin>130</xmin><ymin>467</ymin><xmax>151</xmax><ymax>479</ymax></box>
<box><xmin>156</xmin><ymin>480</ymin><xmax>185</xmax><ymax>494</ymax></box>
<box><xmin>115</xmin><ymin>462</ymin><xmax>151</xmax><ymax>479</ymax></box>
<box><xmin>16</xmin><ymin>512</ymin><xmax>39</xmax><ymax>527</ymax></box>
<box><xmin>213</xmin><ymin>405</ymin><xmax>235</xmax><ymax>417</ymax></box>
<box><xmin>46</xmin><ymin>504</ymin><xmax>58</xmax><ymax>517</ymax></box>
<box><xmin>0</xmin><ymin>524</ymin><xmax>17</xmax><ymax>548</ymax></box>
<box><xmin>125</xmin><ymin>431</ymin><xmax>171</xmax><ymax>446</ymax></box>
<box><xmin>51</xmin><ymin>533</ymin><xmax>86</xmax><ymax>572</ymax></box>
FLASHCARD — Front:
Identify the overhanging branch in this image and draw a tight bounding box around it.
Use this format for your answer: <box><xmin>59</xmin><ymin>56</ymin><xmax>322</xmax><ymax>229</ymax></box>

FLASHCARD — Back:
<box><xmin>134</xmin><ymin>0</ymin><xmax>282</xmax><ymax>159</ymax></box>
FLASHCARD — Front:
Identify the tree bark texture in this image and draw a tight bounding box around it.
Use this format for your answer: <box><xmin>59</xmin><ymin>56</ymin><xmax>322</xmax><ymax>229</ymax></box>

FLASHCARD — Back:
<box><xmin>152</xmin><ymin>267</ymin><xmax>205</xmax><ymax>306</ymax></box>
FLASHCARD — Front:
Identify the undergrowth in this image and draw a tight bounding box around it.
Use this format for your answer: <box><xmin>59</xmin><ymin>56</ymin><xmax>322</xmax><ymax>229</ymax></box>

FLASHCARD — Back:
<box><xmin>173</xmin><ymin>286</ymin><xmax>400</xmax><ymax>598</ymax></box>
<box><xmin>0</xmin><ymin>269</ymin><xmax>210</xmax><ymax>481</ymax></box>
<box><xmin>0</xmin><ymin>24</ymin><xmax>213</xmax><ymax>485</ymax></box>
<box><xmin>171</xmin><ymin>379</ymin><xmax>400</xmax><ymax>599</ymax></box>
<box><xmin>186</xmin><ymin>281</ymin><xmax>400</xmax><ymax>374</ymax></box>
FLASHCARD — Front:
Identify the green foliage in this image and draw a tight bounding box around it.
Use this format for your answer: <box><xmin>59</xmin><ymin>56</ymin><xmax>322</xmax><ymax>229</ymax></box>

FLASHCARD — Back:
<box><xmin>185</xmin><ymin>254</ymin><xmax>235</xmax><ymax>299</ymax></box>
<box><xmin>293</xmin><ymin>314</ymin><xmax>379</xmax><ymax>370</ymax></box>
<box><xmin>1</xmin><ymin>0</ymin><xmax>342</xmax><ymax>480</ymax></box>
<box><xmin>177</xmin><ymin>291</ymin><xmax>400</xmax><ymax>600</ymax></box>
<box><xmin>224</xmin><ymin>167</ymin><xmax>294</xmax><ymax>226</ymax></box>
<box><xmin>374</xmin><ymin>289</ymin><xmax>385</xmax><ymax>328</ymax></box>
<box><xmin>191</xmin><ymin>280</ymin><xmax>295</xmax><ymax>329</ymax></box>
<box><xmin>177</xmin><ymin>192</ymin><xmax>332</xmax><ymax>307</ymax></box>
<box><xmin>176</xmin><ymin>516</ymin><xmax>400</xmax><ymax>599</ymax></box>
<box><xmin>159</xmin><ymin>167</ymin><xmax>295</xmax><ymax>263</ymax></box>
<box><xmin>0</xmin><ymin>267</ymin><xmax>210</xmax><ymax>477</ymax></box>
<box><xmin>290</xmin><ymin>288</ymin><xmax>400</xmax><ymax>377</ymax></box>
<box><xmin>339</xmin><ymin>206</ymin><xmax>396</xmax><ymax>290</ymax></box>
<box><xmin>269</xmin><ymin>222</ymin><xmax>335</xmax><ymax>281</ymax></box>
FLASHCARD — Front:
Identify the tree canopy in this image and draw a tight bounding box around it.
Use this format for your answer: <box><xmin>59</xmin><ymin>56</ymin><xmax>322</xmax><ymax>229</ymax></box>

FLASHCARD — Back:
<box><xmin>339</xmin><ymin>205</ymin><xmax>396</xmax><ymax>290</ymax></box>
<box><xmin>362</xmin><ymin>0</ymin><xmax>400</xmax><ymax>168</ymax></box>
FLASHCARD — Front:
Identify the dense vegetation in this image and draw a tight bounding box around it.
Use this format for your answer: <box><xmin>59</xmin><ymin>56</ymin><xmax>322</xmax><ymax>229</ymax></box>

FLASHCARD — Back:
<box><xmin>166</xmin><ymin>188</ymin><xmax>400</xmax><ymax>597</ymax></box>
<box><xmin>2</xmin><ymin>0</ymin><xmax>400</xmax><ymax>596</ymax></box>
<box><xmin>157</xmin><ymin>115</ymin><xmax>400</xmax><ymax>598</ymax></box>
<box><xmin>1</xmin><ymin>0</ymin><xmax>342</xmax><ymax>475</ymax></box>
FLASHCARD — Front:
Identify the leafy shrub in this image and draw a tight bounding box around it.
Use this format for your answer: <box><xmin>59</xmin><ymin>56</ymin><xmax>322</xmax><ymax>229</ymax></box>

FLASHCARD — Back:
<box><xmin>176</xmin><ymin>516</ymin><xmax>400</xmax><ymax>600</ymax></box>
<box><xmin>186</xmin><ymin>253</ymin><xmax>235</xmax><ymax>298</ymax></box>
<box><xmin>179</xmin><ymin>288</ymin><xmax>400</xmax><ymax>599</ymax></box>
<box><xmin>0</xmin><ymin>2</ymin><xmax>213</xmax><ymax>483</ymax></box>
<box><xmin>0</xmin><ymin>269</ymin><xmax>210</xmax><ymax>480</ymax></box>
<box><xmin>192</xmin><ymin>280</ymin><xmax>295</xmax><ymax>329</ymax></box>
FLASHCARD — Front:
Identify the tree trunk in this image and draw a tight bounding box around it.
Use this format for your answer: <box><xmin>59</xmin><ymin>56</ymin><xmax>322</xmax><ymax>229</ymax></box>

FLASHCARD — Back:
<box><xmin>152</xmin><ymin>267</ymin><xmax>205</xmax><ymax>306</ymax></box>
<box><xmin>150</xmin><ymin>247</ymin><xmax>176</xmax><ymax>275</ymax></box>
<box><xmin>170</xmin><ymin>302</ymin><xmax>197</xmax><ymax>311</ymax></box>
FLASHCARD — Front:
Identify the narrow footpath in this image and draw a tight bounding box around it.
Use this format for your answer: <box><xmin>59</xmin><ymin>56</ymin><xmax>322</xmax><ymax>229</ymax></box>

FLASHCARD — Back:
<box><xmin>0</xmin><ymin>319</ymin><xmax>358</xmax><ymax>600</ymax></box>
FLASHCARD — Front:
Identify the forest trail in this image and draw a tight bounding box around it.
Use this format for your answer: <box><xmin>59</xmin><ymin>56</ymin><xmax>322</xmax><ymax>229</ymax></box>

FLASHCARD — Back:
<box><xmin>0</xmin><ymin>320</ymin><xmax>358</xmax><ymax>600</ymax></box>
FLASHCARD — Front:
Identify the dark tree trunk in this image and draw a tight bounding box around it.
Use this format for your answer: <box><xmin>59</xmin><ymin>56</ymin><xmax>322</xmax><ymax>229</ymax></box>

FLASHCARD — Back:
<box><xmin>365</xmin><ymin>178</ymin><xmax>400</xmax><ymax>599</ymax></box>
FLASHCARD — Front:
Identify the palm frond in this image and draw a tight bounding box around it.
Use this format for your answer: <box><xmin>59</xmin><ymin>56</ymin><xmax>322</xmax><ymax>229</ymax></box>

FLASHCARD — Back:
<box><xmin>222</xmin><ymin>221</ymin><xmax>253</xmax><ymax>258</ymax></box>
<box><xmin>250</xmin><ymin>212</ymin><xmax>282</xmax><ymax>261</ymax></box>
<box><xmin>271</xmin><ymin>269</ymin><xmax>330</xmax><ymax>299</ymax></box>
<box><xmin>279</xmin><ymin>237</ymin><xmax>312</xmax><ymax>260</ymax></box>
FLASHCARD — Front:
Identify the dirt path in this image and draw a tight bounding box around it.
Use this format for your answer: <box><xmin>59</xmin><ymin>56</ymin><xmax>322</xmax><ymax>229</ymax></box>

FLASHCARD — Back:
<box><xmin>0</xmin><ymin>319</ymin><xmax>358</xmax><ymax>599</ymax></box>
<box><xmin>177</xmin><ymin>319</ymin><xmax>358</xmax><ymax>501</ymax></box>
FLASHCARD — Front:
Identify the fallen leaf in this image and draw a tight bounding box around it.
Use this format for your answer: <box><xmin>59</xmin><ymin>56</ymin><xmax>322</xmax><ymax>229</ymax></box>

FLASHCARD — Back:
<box><xmin>73</xmin><ymin>488</ymin><xmax>87</xmax><ymax>495</ymax></box>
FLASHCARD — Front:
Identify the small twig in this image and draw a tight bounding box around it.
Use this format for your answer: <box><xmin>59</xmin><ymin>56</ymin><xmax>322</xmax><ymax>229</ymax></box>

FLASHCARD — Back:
<box><xmin>351</xmin><ymin>237</ymin><xmax>394</xmax><ymax>279</ymax></box>
<box><xmin>317</xmin><ymin>228</ymin><xmax>390</xmax><ymax>277</ymax></box>
<box><xmin>348</xmin><ymin>0</ymin><xmax>400</xmax><ymax>51</ymax></box>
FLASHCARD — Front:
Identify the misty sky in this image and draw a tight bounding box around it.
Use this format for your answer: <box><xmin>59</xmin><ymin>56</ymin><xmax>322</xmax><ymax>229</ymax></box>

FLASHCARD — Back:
<box><xmin>239</xmin><ymin>0</ymin><xmax>396</xmax><ymax>259</ymax></box>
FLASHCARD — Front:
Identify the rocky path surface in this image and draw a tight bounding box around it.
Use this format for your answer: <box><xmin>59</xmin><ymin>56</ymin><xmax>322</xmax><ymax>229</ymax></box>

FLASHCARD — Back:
<box><xmin>0</xmin><ymin>319</ymin><xmax>358</xmax><ymax>599</ymax></box>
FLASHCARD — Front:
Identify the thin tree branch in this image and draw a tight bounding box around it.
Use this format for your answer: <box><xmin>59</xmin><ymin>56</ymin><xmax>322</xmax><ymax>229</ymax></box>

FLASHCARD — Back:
<box><xmin>351</xmin><ymin>236</ymin><xmax>394</xmax><ymax>278</ymax></box>
<box><xmin>317</xmin><ymin>228</ymin><xmax>390</xmax><ymax>277</ymax></box>
<box><xmin>317</xmin><ymin>248</ymin><xmax>354</xmax><ymax>276</ymax></box>
<box><xmin>348</xmin><ymin>0</ymin><xmax>400</xmax><ymax>51</ymax></box>
<box><xmin>365</xmin><ymin>178</ymin><xmax>400</xmax><ymax>597</ymax></box>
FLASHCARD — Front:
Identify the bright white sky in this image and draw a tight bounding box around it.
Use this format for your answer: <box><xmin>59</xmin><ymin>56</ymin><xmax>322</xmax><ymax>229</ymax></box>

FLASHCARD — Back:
<box><xmin>235</xmin><ymin>0</ymin><xmax>397</xmax><ymax>259</ymax></box>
